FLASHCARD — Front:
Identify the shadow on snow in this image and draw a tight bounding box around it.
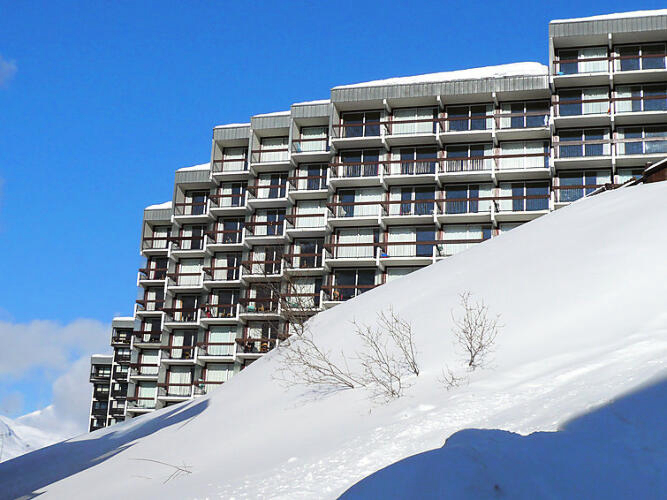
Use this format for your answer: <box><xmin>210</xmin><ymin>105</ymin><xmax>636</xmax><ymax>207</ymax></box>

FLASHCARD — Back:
<box><xmin>0</xmin><ymin>399</ymin><xmax>208</xmax><ymax>500</ymax></box>
<box><xmin>341</xmin><ymin>377</ymin><xmax>666</xmax><ymax>500</ymax></box>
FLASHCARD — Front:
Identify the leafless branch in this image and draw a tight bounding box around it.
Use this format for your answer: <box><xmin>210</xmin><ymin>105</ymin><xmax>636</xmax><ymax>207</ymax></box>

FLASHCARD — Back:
<box><xmin>451</xmin><ymin>291</ymin><xmax>502</xmax><ymax>370</ymax></box>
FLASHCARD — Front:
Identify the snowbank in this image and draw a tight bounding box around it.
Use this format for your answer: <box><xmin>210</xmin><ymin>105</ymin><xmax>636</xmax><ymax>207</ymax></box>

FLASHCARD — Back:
<box><xmin>1</xmin><ymin>183</ymin><xmax>666</xmax><ymax>499</ymax></box>
<box><xmin>552</xmin><ymin>9</ymin><xmax>667</xmax><ymax>23</ymax></box>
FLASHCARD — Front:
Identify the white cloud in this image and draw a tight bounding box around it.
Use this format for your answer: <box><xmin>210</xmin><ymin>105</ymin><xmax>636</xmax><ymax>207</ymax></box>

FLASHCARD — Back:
<box><xmin>0</xmin><ymin>319</ymin><xmax>109</xmax><ymax>378</ymax></box>
<box><xmin>0</xmin><ymin>319</ymin><xmax>111</xmax><ymax>457</ymax></box>
<box><xmin>0</xmin><ymin>55</ymin><xmax>17</xmax><ymax>88</ymax></box>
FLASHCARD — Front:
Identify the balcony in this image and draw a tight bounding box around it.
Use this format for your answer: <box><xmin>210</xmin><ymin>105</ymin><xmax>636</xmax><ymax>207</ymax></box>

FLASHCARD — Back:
<box><xmin>246</xmin><ymin>184</ymin><xmax>289</xmax><ymax>207</ymax></box>
<box><xmin>331</xmin><ymin>120</ymin><xmax>385</xmax><ymax>148</ymax></box>
<box><xmin>202</xmin><ymin>266</ymin><xmax>241</xmax><ymax>286</ymax></box>
<box><xmin>383</xmin><ymin>199</ymin><xmax>439</xmax><ymax>224</ymax></box>
<box><xmin>324</xmin><ymin>242</ymin><xmax>379</xmax><ymax>266</ymax></box>
<box><xmin>132</xmin><ymin>330</ymin><xmax>162</xmax><ymax>346</ymax></box>
<box><xmin>89</xmin><ymin>371</ymin><xmax>111</xmax><ymax>383</ymax></box>
<box><xmin>613</xmin><ymin>48</ymin><xmax>667</xmax><ymax>84</ymax></box>
<box><xmin>326</xmin><ymin>201</ymin><xmax>385</xmax><ymax>226</ymax></box>
<box><xmin>236</xmin><ymin>337</ymin><xmax>281</xmax><ymax>357</ymax></box>
<box><xmin>205</xmin><ymin>228</ymin><xmax>244</xmax><ymax>248</ymax></box>
<box><xmin>173</xmin><ymin>200</ymin><xmax>210</xmax><ymax>218</ymax></box>
<box><xmin>141</xmin><ymin>236</ymin><xmax>170</xmax><ymax>253</ymax></box>
<box><xmin>161</xmin><ymin>307</ymin><xmax>200</xmax><ymax>324</ymax></box>
<box><xmin>167</xmin><ymin>235</ymin><xmax>206</xmax><ymax>253</ymax></box>
<box><xmin>321</xmin><ymin>283</ymin><xmax>379</xmax><ymax>303</ymax></box>
<box><xmin>93</xmin><ymin>388</ymin><xmax>110</xmax><ymax>399</ymax></box>
<box><xmin>287</xmin><ymin>173</ymin><xmax>327</xmax><ymax>194</ymax></box>
<box><xmin>91</xmin><ymin>406</ymin><xmax>108</xmax><ymax>417</ymax></box>
<box><xmin>378</xmin><ymin>240</ymin><xmax>442</xmax><ymax>265</ymax></box>
<box><xmin>384</xmin><ymin>117</ymin><xmax>439</xmax><ymax>146</ymax></box>
<box><xmin>112</xmin><ymin>369</ymin><xmax>129</xmax><ymax>382</ymax></box>
<box><xmin>126</xmin><ymin>397</ymin><xmax>156</xmax><ymax>411</ymax></box>
<box><xmin>493</xmin><ymin>193</ymin><xmax>551</xmax><ymax>222</ymax></box>
<box><xmin>494</xmin><ymin>152</ymin><xmax>550</xmax><ymax>179</ymax></box>
<box><xmin>114</xmin><ymin>352</ymin><xmax>132</xmax><ymax>364</ymax></box>
<box><xmin>438</xmin><ymin>156</ymin><xmax>494</xmax><ymax>182</ymax></box>
<box><xmin>291</xmin><ymin>137</ymin><xmax>330</xmax><ymax>162</ymax></box>
<box><xmin>615</xmin><ymin>136</ymin><xmax>667</xmax><ymax>167</ymax></box>
<box><xmin>329</xmin><ymin>161</ymin><xmax>382</xmax><ymax>187</ymax></box>
<box><xmin>211</xmin><ymin>158</ymin><xmax>249</xmax><ymax>179</ymax></box>
<box><xmin>281</xmin><ymin>292</ymin><xmax>321</xmax><ymax>312</ymax></box>
<box><xmin>494</xmin><ymin>110</ymin><xmax>550</xmax><ymax>141</ymax></box>
<box><xmin>208</xmin><ymin>192</ymin><xmax>247</xmax><ymax>215</ymax></box>
<box><xmin>167</xmin><ymin>271</ymin><xmax>203</xmax><ymax>289</ymax></box>
<box><xmin>250</xmin><ymin>148</ymin><xmax>289</xmax><ymax>167</ymax></box>
<box><xmin>439</xmin><ymin>114</ymin><xmax>493</xmax><ymax>142</ymax></box>
<box><xmin>241</xmin><ymin>259</ymin><xmax>283</xmax><ymax>280</ymax></box>
<box><xmin>435</xmin><ymin>197</ymin><xmax>491</xmax><ymax>224</ymax></box>
<box><xmin>553</xmin><ymin>140</ymin><xmax>612</xmax><ymax>169</ymax></box>
<box><xmin>110</xmin><ymin>386</ymin><xmax>128</xmax><ymax>398</ymax></box>
<box><xmin>108</xmin><ymin>406</ymin><xmax>125</xmax><ymax>416</ymax></box>
<box><xmin>238</xmin><ymin>297</ymin><xmax>280</xmax><ymax>317</ymax></box>
<box><xmin>197</xmin><ymin>341</ymin><xmax>236</xmax><ymax>358</ymax></box>
<box><xmin>138</xmin><ymin>267</ymin><xmax>167</xmax><ymax>283</ymax></box>
<box><xmin>283</xmin><ymin>252</ymin><xmax>324</xmax><ymax>274</ymax></box>
<box><xmin>199</xmin><ymin>303</ymin><xmax>239</xmax><ymax>322</ymax></box>
<box><xmin>553</xmin><ymin>183</ymin><xmax>609</xmax><ymax>204</ymax></box>
<box><xmin>552</xmin><ymin>55</ymin><xmax>611</xmax><ymax>86</ymax></box>
<box><xmin>382</xmin><ymin>159</ymin><xmax>438</xmax><ymax>185</ymax></box>
<box><xmin>129</xmin><ymin>363</ymin><xmax>159</xmax><ymax>378</ymax></box>
<box><xmin>158</xmin><ymin>383</ymin><xmax>194</xmax><ymax>399</ymax></box>
<box><xmin>160</xmin><ymin>344</ymin><xmax>196</xmax><ymax>362</ymax></box>
<box><xmin>110</xmin><ymin>334</ymin><xmax>131</xmax><ymax>346</ymax></box>
<box><xmin>553</xmin><ymin>97</ymin><xmax>611</xmax><ymax>128</ymax></box>
<box><xmin>285</xmin><ymin>213</ymin><xmax>326</xmax><ymax>236</ymax></box>
<box><xmin>135</xmin><ymin>298</ymin><xmax>164</xmax><ymax>313</ymax></box>
<box><xmin>244</xmin><ymin>220</ymin><xmax>285</xmax><ymax>243</ymax></box>
<box><xmin>614</xmin><ymin>93</ymin><xmax>667</xmax><ymax>125</ymax></box>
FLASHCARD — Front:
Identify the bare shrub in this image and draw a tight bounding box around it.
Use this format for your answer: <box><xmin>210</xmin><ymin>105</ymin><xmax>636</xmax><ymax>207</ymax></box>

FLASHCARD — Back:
<box><xmin>355</xmin><ymin>307</ymin><xmax>419</xmax><ymax>400</ymax></box>
<box><xmin>451</xmin><ymin>291</ymin><xmax>502</xmax><ymax>370</ymax></box>
<box><xmin>438</xmin><ymin>366</ymin><xmax>467</xmax><ymax>391</ymax></box>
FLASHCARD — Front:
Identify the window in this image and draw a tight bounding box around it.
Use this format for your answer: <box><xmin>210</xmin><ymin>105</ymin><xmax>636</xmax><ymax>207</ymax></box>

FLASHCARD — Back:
<box><xmin>499</xmin><ymin>101</ymin><xmax>549</xmax><ymax>129</ymax></box>
<box><xmin>220</xmin><ymin>147</ymin><xmax>247</xmax><ymax>172</ymax></box>
<box><xmin>169</xmin><ymin>330</ymin><xmax>196</xmax><ymax>360</ymax></box>
<box><xmin>616</xmin><ymin>85</ymin><xmax>667</xmax><ymax>113</ymax></box>
<box><xmin>183</xmin><ymin>190</ymin><xmax>208</xmax><ymax>215</ymax></box>
<box><xmin>557</xmin><ymin>88</ymin><xmax>609</xmax><ymax>116</ymax></box>
<box><xmin>617</xmin><ymin>168</ymin><xmax>644</xmax><ymax>183</ymax></box>
<box><xmin>216</xmin><ymin>218</ymin><xmax>244</xmax><ymax>244</ymax></box>
<box><xmin>285</xmin><ymin>277</ymin><xmax>322</xmax><ymax>308</ymax></box>
<box><xmin>385</xmin><ymin>226</ymin><xmax>436</xmax><ymax>258</ymax></box>
<box><xmin>206</xmin><ymin>327</ymin><xmax>238</xmax><ymax>356</ymax></box>
<box><xmin>558</xmin><ymin>129</ymin><xmax>610</xmax><ymax>158</ymax></box>
<box><xmin>341</xmin><ymin>111</ymin><xmax>382</xmax><ymax>137</ymax></box>
<box><xmin>167</xmin><ymin>366</ymin><xmax>193</xmax><ymax>396</ymax></box>
<box><xmin>146</xmin><ymin>257</ymin><xmax>167</xmax><ymax>280</ymax></box>
<box><xmin>258</xmin><ymin>137</ymin><xmax>288</xmax><ymax>162</ymax></box>
<box><xmin>498</xmin><ymin>141</ymin><xmax>549</xmax><ymax>170</ymax></box>
<box><xmin>444</xmin><ymin>144</ymin><xmax>493</xmax><ymax>172</ymax></box>
<box><xmin>392</xmin><ymin>107</ymin><xmax>436</xmax><ymax>135</ymax></box>
<box><xmin>385</xmin><ymin>267</ymin><xmax>419</xmax><ymax>282</ymax></box>
<box><xmin>445</xmin><ymin>184</ymin><xmax>493</xmax><ymax>214</ymax></box>
<box><xmin>499</xmin><ymin>182</ymin><xmax>549</xmax><ymax>211</ymax></box>
<box><xmin>294</xmin><ymin>200</ymin><xmax>326</xmax><ymax>228</ymax></box>
<box><xmin>291</xmin><ymin>238</ymin><xmax>323</xmax><ymax>268</ymax></box>
<box><xmin>616</xmin><ymin>43</ymin><xmax>666</xmax><ymax>72</ymax></box>
<box><xmin>335</xmin><ymin>228</ymin><xmax>378</xmax><ymax>258</ymax></box>
<box><xmin>442</xmin><ymin>225</ymin><xmax>491</xmax><ymax>255</ymax></box>
<box><xmin>147</xmin><ymin>225</ymin><xmax>170</xmax><ymax>249</ymax></box>
<box><xmin>256</xmin><ymin>173</ymin><xmax>287</xmax><ymax>199</ymax></box>
<box><xmin>143</xmin><ymin>287</ymin><xmax>164</xmax><ymax>311</ymax></box>
<box><xmin>139</xmin><ymin>350</ymin><xmax>159</xmax><ymax>375</ymax></box>
<box><xmin>203</xmin><ymin>363</ymin><xmax>235</xmax><ymax>393</ymax></box>
<box><xmin>389</xmin><ymin>186</ymin><xmax>435</xmax><ymax>216</ymax></box>
<box><xmin>332</xmin><ymin>269</ymin><xmax>376</xmax><ymax>300</ymax></box>
<box><xmin>337</xmin><ymin>188</ymin><xmax>383</xmax><ymax>217</ymax></box>
<box><xmin>390</xmin><ymin>147</ymin><xmax>437</xmax><ymax>175</ymax></box>
<box><xmin>211</xmin><ymin>252</ymin><xmax>240</xmax><ymax>280</ymax></box>
<box><xmin>173</xmin><ymin>295</ymin><xmax>199</xmax><ymax>322</ymax></box>
<box><xmin>176</xmin><ymin>258</ymin><xmax>202</xmax><ymax>286</ymax></box>
<box><xmin>557</xmin><ymin>47</ymin><xmax>608</xmax><ymax>74</ymax></box>
<box><xmin>205</xmin><ymin>289</ymin><xmax>238</xmax><ymax>318</ymax></box>
<box><xmin>617</xmin><ymin>126</ymin><xmax>667</xmax><ymax>155</ymax></box>
<box><xmin>296</xmin><ymin>163</ymin><xmax>327</xmax><ymax>190</ymax></box>
<box><xmin>252</xmin><ymin>210</ymin><xmax>285</xmax><ymax>236</ymax></box>
<box><xmin>217</xmin><ymin>182</ymin><xmax>246</xmax><ymax>207</ymax></box>
<box><xmin>339</xmin><ymin>150</ymin><xmax>381</xmax><ymax>177</ymax></box>
<box><xmin>445</xmin><ymin>104</ymin><xmax>493</xmax><ymax>131</ymax></box>
<box><xmin>557</xmin><ymin>171</ymin><xmax>611</xmax><ymax>202</ymax></box>
<box><xmin>296</xmin><ymin>126</ymin><xmax>328</xmax><ymax>152</ymax></box>
<box><xmin>180</xmin><ymin>225</ymin><xmax>205</xmax><ymax>250</ymax></box>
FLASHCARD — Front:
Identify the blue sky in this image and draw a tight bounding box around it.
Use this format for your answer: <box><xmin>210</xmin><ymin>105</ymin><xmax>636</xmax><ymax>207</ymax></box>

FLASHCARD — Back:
<box><xmin>0</xmin><ymin>0</ymin><xmax>664</xmax><ymax>423</ymax></box>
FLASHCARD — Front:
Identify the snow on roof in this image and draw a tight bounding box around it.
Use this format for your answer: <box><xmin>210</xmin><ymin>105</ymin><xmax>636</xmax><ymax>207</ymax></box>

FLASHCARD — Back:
<box><xmin>292</xmin><ymin>99</ymin><xmax>330</xmax><ymax>106</ymax></box>
<box><xmin>176</xmin><ymin>162</ymin><xmax>210</xmax><ymax>172</ymax></box>
<box><xmin>112</xmin><ymin>316</ymin><xmax>134</xmax><ymax>321</ymax></box>
<box><xmin>91</xmin><ymin>354</ymin><xmax>112</xmax><ymax>362</ymax></box>
<box><xmin>144</xmin><ymin>201</ymin><xmax>172</xmax><ymax>210</ymax></box>
<box><xmin>551</xmin><ymin>9</ymin><xmax>667</xmax><ymax>23</ymax></box>
<box><xmin>333</xmin><ymin>62</ymin><xmax>548</xmax><ymax>89</ymax></box>
<box><xmin>214</xmin><ymin>122</ymin><xmax>250</xmax><ymax>129</ymax></box>
<box><xmin>253</xmin><ymin>110</ymin><xmax>291</xmax><ymax>117</ymax></box>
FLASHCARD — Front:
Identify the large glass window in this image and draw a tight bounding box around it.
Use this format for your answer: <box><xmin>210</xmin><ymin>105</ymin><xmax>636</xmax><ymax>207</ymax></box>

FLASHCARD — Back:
<box><xmin>389</xmin><ymin>147</ymin><xmax>437</xmax><ymax>175</ymax></box>
<box><xmin>332</xmin><ymin>269</ymin><xmax>376</xmax><ymax>301</ymax></box>
<box><xmin>444</xmin><ymin>143</ymin><xmax>493</xmax><ymax>172</ymax></box>
<box><xmin>557</xmin><ymin>171</ymin><xmax>611</xmax><ymax>202</ymax></box>
<box><xmin>339</xmin><ymin>150</ymin><xmax>380</xmax><ymax>177</ymax></box>
<box><xmin>498</xmin><ymin>141</ymin><xmax>549</xmax><ymax>170</ymax></box>
<box><xmin>341</xmin><ymin>111</ymin><xmax>382</xmax><ymax>137</ymax></box>
<box><xmin>557</xmin><ymin>47</ymin><xmax>608</xmax><ymax>74</ymax></box>
<box><xmin>445</xmin><ymin>104</ymin><xmax>493</xmax><ymax>131</ymax></box>
<box><xmin>616</xmin><ymin>44</ymin><xmax>666</xmax><ymax>72</ymax></box>
<box><xmin>499</xmin><ymin>101</ymin><xmax>549</xmax><ymax>129</ymax></box>
<box><xmin>558</xmin><ymin>129</ymin><xmax>610</xmax><ymax>158</ymax></box>
<box><xmin>499</xmin><ymin>182</ymin><xmax>549</xmax><ymax>211</ymax></box>
<box><xmin>617</xmin><ymin>126</ymin><xmax>667</xmax><ymax>155</ymax></box>
<box><xmin>392</xmin><ymin>107</ymin><xmax>436</xmax><ymax>135</ymax></box>
<box><xmin>616</xmin><ymin>85</ymin><xmax>667</xmax><ymax>113</ymax></box>
<box><xmin>557</xmin><ymin>88</ymin><xmax>609</xmax><ymax>116</ymax></box>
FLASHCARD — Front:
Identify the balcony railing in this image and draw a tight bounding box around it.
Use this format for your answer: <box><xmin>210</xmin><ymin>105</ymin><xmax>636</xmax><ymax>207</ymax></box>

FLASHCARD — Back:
<box><xmin>212</xmin><ymin>158</ymin><xmax>248</xmax><ymax>173</ymax></box>
<box><xmin>285</xmin><ymin>213</ymin><xmax>326</xmax><ymax>229</ymax></box>
<box><xmin>129</xmin><ymin>363</ymin><xmax>159</xmax><ymax>376</ymax></box>
<box><xmin>133</xmin><ymin>331</ymin><xmax>162</xmax><ymax>344</ymax></box>
<box><xmin>384</xmin><ymin>198</ymin><xmax>439</xmax><ymax>216</ymax></box>
<box><xmin>168</xmin><ymin>235</ymin><xmax>205</xmax><ymax>251</ymax></box>
<box><xmin>283</xmin><ymin>252</ymin><xmax>323</xmax><ymax>269</ymax></box>
<box><xmin>200</xmin><ymin>303</ymin><xmax>238</xmax><ymax>319</ymax></box>
<box><xmin>382</xmin><ymin>159</ymin><xmax>438</xmax><ymax>176</ymax></box>
<box><xmin>160</xmin><ymin>344</ymin><xmax>196</xmax><ymax>360</ymax></box>
<box><xmin>324</xmin><ymin>242</ymin><xmax>380</xmax><ymax>259</ymax></box>
<box><xmin>244</xmin><ymin>220</ymin><xmax>285</xmax><ymax>237</ymax></box>
<box><xmin>205</xmin><ymin>229</ymin><xmax>243</xmax><ymax>245</ymax></box>
<box><xmin>111</xmin><ymin>335</ymin><xmax>131</xmax><ymax>345</ymax></box>
<box><xmin>91</xmin><ymin>406</ymin><xmax>108</xmax><ymax>416</ymax></box>
<box><xmin>173</xmin><ymin>201</ymin><xmax>208</xmax><ymax>216</ymax></box>
<box><xmin>616</xmin><ymin>136</ymin><xmax>667</xmax><ymax>155</ymax></box>
<box><xmin>614</xmin><ymin>93</ymin><xmax>667</xmax><ymax>113</ymax></box>
<box><xmin>553</xmin><ymin>183</ymin><xmax>615</xmax><ymax>202</ymax></box>
<box><xmin>554</xmin><ymin>139</ymin><xmax>612</xmax><ymax>158</ymax></box>
<box><xmin>554</xmin><ymin>97</ymin><xmax>611</xmax><ymax>117</ymax></box>
<box><xmin>554</xmin><ymin>52</ymin><xmax>667</xmax><ymax>75</ymax></box>
<box><xmin>236</xmin><ymin>337</ymin><xmax>280</xmax><ymax>353</ymax></box>
<box><xmin>161</xmin><ymin>307</ymin><xmax>199</xmax><ymax>323</ymax></box>
<box><xmin>142</xmin><ymin>236</ymin><xmax>170</xmax><ymax>250</ymax></box>
<box><xmin>379</xmin><ymin>240</ymin><xmax>448</xmax><ymax>258</ymax></box>
<box><xmin>496</xmin><ymin>111</ymin><xmax>549</xmax><ymax>129</ymax></box>
<box><xmin>89</xmin><ymin>371</ymin><xmax>110</xmax><ymax>382</ymax></box>
<box><xmin>135</xmin><ymin>299</ymin><xmax>164</xmax><ymax>312</ymax></box>
<box><xmin>127</xmin><ymin>396</ymin><xmax>156</xmax><ymax>409</ymax></box>
<box><xmin>292</xmin><ymin>137</ymin><xmax>329</xmax><ymax>153</ymax></box>
<box><xmin>326</xmin><ymin>200</ymin><xmax>386</xmax><ymax>218</ymax></box>
<box><xmin>209</xmin><ymin>192</ymin><xmax>246</xmax><ymax>208</ymax></box>
<box><xmin>440</xmin><ymin>114</ymin><xmax>493</xmax><ymax>132</ymax></box>
<box><xmin>158</xmin><ymin>382</ymin><xmax>194</xmax><ymax>398</ymax></box>
<box><xmin>332</xmin><ymin>120</ymin><xmax>385</xmax><ymax>139</ymax></box>
<box><xmin>239</xmin><ymin>297</ymin><xmax>279</xmax><ymax>313</ymax></box>
<box><xmin>138</xmin><ymin>267</ymin><xmax>167</xmax><ymax>280</ymax></box>
<box><xmin>241</xmin><ymin>258</ymin><xmax>283</xmax><ymax>276</ymax></box>
<box><xmin>251</xmin><ymin>148</ymin><xmax>289</xmax><ymax>163</ymax></box>
<box><xmin>287</xmin><ymin>174</ymin><xmax>327</xmax><ymax>191</ymax></box>
<box><xmin>246</xmin><ymin>184</ymin><xmax>287</xmax><ymax>199</ymax></box>
<box><xmin>197</xmin><ymin>341</ymin><xmax>236</xmax><ymax>356</ymax></box>
<box><xmin>330</xmin><ymin>161</ymin><xmax>381</xmax><ymax>178</ymax></box>
<box><xmin>203</xmin><ymin>265</ymin><xmax>240</xmax><ymax>281</ymax></box>
<box><xmin>167</xmin><ymin>272</ymin><xmax>202</xmax><ymax>287</ymax></box>
<box><xmin>440</xmin><ymin>157</ymin><xmax>493</xmax><ymax>173</ymax></box>
<box><xmin>281</xmin><ymin>292</ymin><xmax>321</xmax><ymax>309</ymax></box>
<box><xmin>495</xmin><ymin>152</ymin><xmax>549</xmax><ymax>170</ymax></box>
<box><xmin>109</xmin><ymin>407</ymin><xmax>125</xmax><ymax>416</ymax></box>
<box><xmin>322</xmin><ymin>284</ymin><xmax>378</xmax><ymax>302</ymax></box>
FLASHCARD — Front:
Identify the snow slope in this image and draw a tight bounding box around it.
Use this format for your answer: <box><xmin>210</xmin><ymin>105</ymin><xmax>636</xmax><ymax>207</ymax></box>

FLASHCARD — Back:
<box><xmin>1</xmin><ymin>183</ymin><xmax>666</xmax><ymax>499</ymax></box>
<box><xmin>0</xmin><ymin>416</ymin><xmax>60</xmax><ymax>463</ymax></box>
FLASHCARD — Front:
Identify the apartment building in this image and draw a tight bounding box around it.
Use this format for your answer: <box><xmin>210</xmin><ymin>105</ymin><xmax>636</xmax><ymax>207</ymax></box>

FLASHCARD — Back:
<box><xmin>89</xmin><ymin>10</ymin><xmax>667</xmax><ymax>428</ymax></box>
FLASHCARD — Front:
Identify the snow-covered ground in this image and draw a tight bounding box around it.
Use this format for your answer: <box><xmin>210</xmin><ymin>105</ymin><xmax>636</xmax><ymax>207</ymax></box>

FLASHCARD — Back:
<box><xmin>1</xmin><ymin>182</ymin><xmax>665</xmax><ymax>499</ymax></box>
<box><xmin>0</xmin><ymin>415</ymin><xmax>62</xmax><ymax>464</ymax></box>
